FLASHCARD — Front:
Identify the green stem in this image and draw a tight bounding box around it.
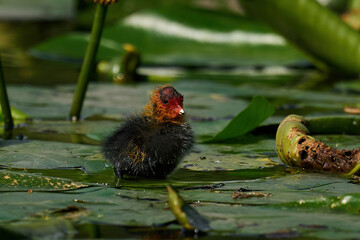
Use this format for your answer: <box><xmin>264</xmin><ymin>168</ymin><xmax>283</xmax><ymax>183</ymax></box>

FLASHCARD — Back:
<box><xmin>0</xmin><ymin>54</ymin><xmax>13</xmax><ymax>131</ymax></box>
<box><xmin>69</xmin><ymin>4</ymin><xmax>107</xmax><ymax>121</ymax></box>
<box><xmin>240</xmin><ymin>0</ymin><xmax>360</xmax><ymax>75</ymax></box>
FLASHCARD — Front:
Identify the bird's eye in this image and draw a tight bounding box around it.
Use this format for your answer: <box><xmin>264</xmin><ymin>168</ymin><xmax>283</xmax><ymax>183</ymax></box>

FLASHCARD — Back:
<box><xmin>162</xmin><ymin>99</ymin><xmax>168</xmax><ymax>104</ymax></box>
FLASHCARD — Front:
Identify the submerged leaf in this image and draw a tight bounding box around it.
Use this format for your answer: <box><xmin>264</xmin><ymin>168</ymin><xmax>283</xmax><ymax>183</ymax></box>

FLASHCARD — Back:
<box><xmin>166</xmin><ymin>184</ymin><xmax>210</xmax><ymax>232</ymax></box>
<box><xmin>182</xmin><ymin>204</ymin><xmax>211</xmax><ymax>232</ymax></box>
<box><xmin>204</xmin><ymin>96</ymin><xmax>274</xmax><ymax>143</ymax></box>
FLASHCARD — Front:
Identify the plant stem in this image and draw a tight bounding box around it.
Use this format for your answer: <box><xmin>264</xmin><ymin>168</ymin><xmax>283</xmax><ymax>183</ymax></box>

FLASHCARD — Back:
<box><xmin>69</xmin><ymin>4</ymin><xmax>107</xmax><ymax>121</ymax></box>
<box><xmin>240</xmin><ymin>0</ymin><xmax>360</xmax><ymax>75</ymax></box>
<box><xmin>0</xmin><ymin>54</ymin><xmax>13</xmax><ymax>131</ymax></box>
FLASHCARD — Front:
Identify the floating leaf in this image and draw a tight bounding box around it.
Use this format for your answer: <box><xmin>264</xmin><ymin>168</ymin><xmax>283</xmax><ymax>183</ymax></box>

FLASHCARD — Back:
<box><xmin>204</xmin><ymin>96</ymin><xmax>275</xmax><ymax>143</ymax></box>
<box><xmin>274</xmin><ymin>193</ymin><xmax>360</xmax><ymax>215</ymax></box>
<box><xmin>0</xmin><ymin>140</ymin><xmax>107</xmax><ymax>173</ymax></box>
<box><xmin>1</xmin><ymin>219</ymin><xmax>74</xmax><ymax>239</ymax></box>
<box><xmin>0</xmin><ymin>170</ymin><xmax>87</xmax><ymax>191</ymax></box>
<box><xmin>31</xmin><ymin>7</ymin><xmax>304</xmax><ymax>67</ymax></box>
<box><xmin>1</xmin><ymin>63</ymin><xmax>360</xmax><ymax>239</ymax></box>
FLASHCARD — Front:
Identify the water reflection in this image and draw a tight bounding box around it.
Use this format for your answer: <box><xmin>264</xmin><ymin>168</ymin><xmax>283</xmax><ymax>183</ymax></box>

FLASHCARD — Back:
<box><xmin>0</xmin><ymin>21</ymin><xmax>79</xmax><ymax>85</ymax></box>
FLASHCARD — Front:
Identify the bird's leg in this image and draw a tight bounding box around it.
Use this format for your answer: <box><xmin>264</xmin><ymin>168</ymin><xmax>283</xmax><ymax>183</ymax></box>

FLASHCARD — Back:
<box><xmin>114</xmin><ymin>167</ymin><xmax>124</xmax><ymax>179</ymax></box>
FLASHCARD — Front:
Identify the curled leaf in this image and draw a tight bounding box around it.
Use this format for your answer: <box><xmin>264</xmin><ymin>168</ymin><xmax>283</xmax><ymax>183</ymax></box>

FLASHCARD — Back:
<box><xmin>276</xmin><ymin>114</ymin><xmax>360</xmax><ymax>175</ymax></box>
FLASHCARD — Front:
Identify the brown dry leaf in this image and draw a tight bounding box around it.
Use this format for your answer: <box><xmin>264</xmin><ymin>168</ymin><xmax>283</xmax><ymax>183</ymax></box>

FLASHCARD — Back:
<box><xmin>231</xmin><ymin>191</ymin><xmax>272</xmax><ymax>199</ymax></box>
<box><xmin>344</xmin><ymin>106</ymin><xmax>360</xmax><ymax>114</ymax></box>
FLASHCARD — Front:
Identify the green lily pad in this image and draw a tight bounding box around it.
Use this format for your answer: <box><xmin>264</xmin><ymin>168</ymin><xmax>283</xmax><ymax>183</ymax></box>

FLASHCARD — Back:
<box><xmin>181</xmin><ymin>152</ymin><xmax>278</xmax><ymax>171</ymax></box>
<box><xmin>0</xmin><ymin>140</ymin><xmax>107</xmax><ymax>173</ymax></box>
<box><xmin>335</xmin><ymin>80</ymin><xmax>360</xmax><ymax>93</ymax></box>
<box><xmin>116</xmin><ymin>172</ymin><xmax>360</xmax><ymax>207</ymax></box>
<box><xmin>0</xmin><ymin>187</ymin><xmax>173</xmax><ymax>226</ymax></box>
<box><xmin>180</xmin><ymin>138</ymin><xmax>279</xmax><ymax>172</ymax></box>
<box><xmin>31</xmin><ymin>7</ymin><xmax>304</xmax><ymax>67</ymax></box>
<box><xmin>8</xmin><ymin>78</ymin><xmax>359</xmax><ymax>125</ymax></box>
<box><xmin>0</xmin><ymin>170</ymin><xmax>87</xmax><ymax>191</ymax></box>
<box><xmin>199</xmin><ymin>202</ymin><xmax>360</xmax><ymax>238</ymax></box>
<box><xmin>12</xmin><ymin>120</ymin><xmax>115</xmax><ymax>144</ymax></box>
<box><xmin>1</xmin><ymin>219</ymin><xmax>74</xmax><ymax>240</ymax></box>
<box><xmin>2</xmin><ymin>61</ymin><xmax>360</xmax><ymax>239</ymax></box>
<box><xmin>274</xmin><ymin>193</ymin><xmax>360</xmax><ymax>215</ymax></box>
<box><xmin>7</xmin><ymin>82</ymin><xmax>243</xmax><ymax>120</ymax></box>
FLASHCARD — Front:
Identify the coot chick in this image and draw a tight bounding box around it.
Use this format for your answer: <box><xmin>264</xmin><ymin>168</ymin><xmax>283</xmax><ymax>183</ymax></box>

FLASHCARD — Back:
<box><xmin>102</xmin><ymin>85</ymin><xmax>194</xmax><ymax>178</ymax></box>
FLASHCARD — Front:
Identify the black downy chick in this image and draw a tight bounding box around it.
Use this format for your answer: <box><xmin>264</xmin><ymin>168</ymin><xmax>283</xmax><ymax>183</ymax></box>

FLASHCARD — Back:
<box><xmin>102</xmin><ymin>85</ymin><xmax>194</xmax><ymax>178</ymax></box>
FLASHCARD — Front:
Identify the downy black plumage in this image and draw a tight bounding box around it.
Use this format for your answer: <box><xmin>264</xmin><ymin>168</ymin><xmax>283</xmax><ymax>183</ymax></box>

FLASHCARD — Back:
<box><xmin>102</xmin><ymin>85</ymin><xmax>194</xmax><ymax>178</ymax></box>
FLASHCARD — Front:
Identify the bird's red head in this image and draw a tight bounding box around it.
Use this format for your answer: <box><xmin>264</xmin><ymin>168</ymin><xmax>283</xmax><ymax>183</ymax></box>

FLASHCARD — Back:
<box><xmin>144</xmin><ymin>85</ymin><xmax>185</xmax><ymax>123</ymax></box>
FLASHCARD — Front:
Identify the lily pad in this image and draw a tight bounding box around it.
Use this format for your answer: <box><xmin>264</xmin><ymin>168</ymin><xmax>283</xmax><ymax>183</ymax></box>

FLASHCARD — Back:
<box><xmin>274</xmin><ymin>193</ymin><xmax>360</xmax><ymax>215</ymax></box>
<box><xmin>1</xmin><ymin>219</ymin><xmax>74</xmax><ymax>239</ymax></box>
<box><xmin>12</xmin><ymin>120</ymin><xmax>115</xmax><ymax>144</ymax></box>
<box><xmin>180</xmin><ymin>139</ymin><xmax>280</xmax><ymax>172</ymax></box>
<box><xmin>0</xmin><ymin>170</ymin><xmax>87</xmax><ymax>191</ymax></box>
<box><xmin>0</xmin><ymin>187</ymin><xmax>173</xmax><ymax>226</ymax></box>
<box><xmin>0</xmin><ymin>140</ymin><xmax>107</xmax><ymax>173</ymax></box>
<box><xmin>199</xmin><ymin>203</ymin><xmax>360</xmax><ymax>238</ymax></box>
<box><xmin>2</xmin><ymin>55</ymin><xmax>360</xmax><ymax>239</ymax></box>
<box><xmin>31</xmin><ymin>7</ymin><xmax>304</xmax><ymax>67</ymax></box>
